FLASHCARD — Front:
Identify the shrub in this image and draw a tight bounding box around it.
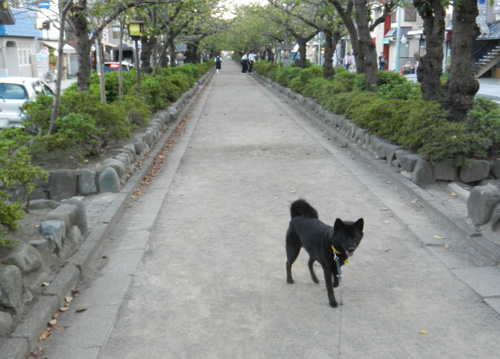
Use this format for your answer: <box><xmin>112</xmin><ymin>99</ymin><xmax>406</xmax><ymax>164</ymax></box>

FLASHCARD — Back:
<box><xmin>467</xmin><ymin>97</ymin><xmax>500</xmax><ymax>157</ymax></box>
<box><xmin>20</xmin><ymin>94</ymin><xmax>53</xmax><ymax>135</ymax></box>
<box><xmin>323</xmin><ymin>91</ymin><xmax>356</xmax><ymax>115</ymax></box>
<box><xmin>175</xmin><ymin>63</ymin><xmax>201</xmax><ymax>80</ymax></box>
<box><xmin>168</xmin><ymin>72</ymin><xmax>192</xmax><ymax>93</ymax></box>
<box><xmin>0</xmin><ymin>139</ymin><xmax>47</xmax><ymax>248</ymax></box>
<box><xmin>103</xmin><ymin>71</ymin><xmax>136</xmax><ymax>103</ymax></box>
<box><xmin>139</xmin><ymin>76</ymin><xmax>169</xmax><ymax>111</ymax></box>
<box><xmin>55</xmin><ymin>113</ymin><xmax>101</xmax><ymax>156</ymax></box>
<box><xmin>0</xmin><ymin>196</ymin><xmax>23</xmax><ymax>248</ymax></box>
<box><xmin>275</xmin><ymin>67</ymin><xmax>301</xmax><ymax>87</ymax></box>
<box><xmin>377</xmin><ymin>72</ymin><xmax>421</xmax><ymax>100</ymax></box>
<box><xmin>289</xmin><ymin>66</ymin><xmax>323</xmax><ymax>93</ymax></box>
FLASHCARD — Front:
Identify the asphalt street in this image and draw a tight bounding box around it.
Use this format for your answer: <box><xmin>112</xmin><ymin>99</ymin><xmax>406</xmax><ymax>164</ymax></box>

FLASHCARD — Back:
<box><xmin>37</xmin><ymin>61</ymin><xmax>500</xmax><ymax>359</ymax></box>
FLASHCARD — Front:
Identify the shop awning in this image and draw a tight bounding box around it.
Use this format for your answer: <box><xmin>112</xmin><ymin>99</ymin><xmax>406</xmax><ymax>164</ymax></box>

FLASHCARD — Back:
<box><xmin>384</xmin><ymin>27</ymin><xmax>412</xmax><ymax>39</ymax></box>
<box><xmin>41</xmin><ymin>41</ymin><xmax>76</xmax><ymax>54</ymax></box>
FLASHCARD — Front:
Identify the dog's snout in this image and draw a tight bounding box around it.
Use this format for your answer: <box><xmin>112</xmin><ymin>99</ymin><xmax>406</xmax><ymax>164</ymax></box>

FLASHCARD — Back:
<box><xmin>347</xmin><ymin>247</ymin><xmax>355</xmax><ymax>252</ymax></box>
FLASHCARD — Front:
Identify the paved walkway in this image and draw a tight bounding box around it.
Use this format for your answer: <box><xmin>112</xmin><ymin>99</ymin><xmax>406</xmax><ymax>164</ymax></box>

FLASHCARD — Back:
<box><xmin>36</xmin><ymin>61</ymin><xmax>499</xmax><ymax>358</ymax></box>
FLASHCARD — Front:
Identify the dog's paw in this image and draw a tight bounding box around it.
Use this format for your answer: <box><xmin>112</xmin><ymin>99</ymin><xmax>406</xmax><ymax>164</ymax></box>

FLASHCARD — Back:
<box><xmin>329</xmin><ymin>300</ymin><xmax>339</xmax><ymax>308</ymax></box>
<box><xmin>312</xmin><ymin>277</ymin><xmax>319</xmax><ymax>284</ymax></box>
<box><xmin>287</xmin><ymin>278</ymin><xmax>294</xmax><ymax>284</ymax></box>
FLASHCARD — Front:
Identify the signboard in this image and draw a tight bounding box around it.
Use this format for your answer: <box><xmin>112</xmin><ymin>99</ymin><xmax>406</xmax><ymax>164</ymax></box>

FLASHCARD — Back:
<box><xmin>39</xmin><ymin>1</ymin><xmax>50</xmax><ymax>9</ymax></box>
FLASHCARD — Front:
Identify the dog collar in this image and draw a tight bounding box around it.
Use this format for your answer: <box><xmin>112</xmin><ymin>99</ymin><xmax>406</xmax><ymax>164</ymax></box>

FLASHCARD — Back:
<box><xmin>331</xmin><ymin>245</ymin><xmax>349</xmax><ymax>265</ymax></box>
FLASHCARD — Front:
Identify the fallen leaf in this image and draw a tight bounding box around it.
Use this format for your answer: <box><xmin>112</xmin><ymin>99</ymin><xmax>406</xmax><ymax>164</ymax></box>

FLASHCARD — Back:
<box><xmin>433</xmin><ymin>235</ymin><xmax>444</xmax><ymax>239</ymax></box>
<box><xmin>76</xmin><ymin>308</ymin><xmax>88</xmax><ymax>313</ymax></box>
<box><xmin>386</xmin><ymin>181</ymin><xmax>392</xmax><ymax>184</ymax></box>
<box><xmin>451</xmin><ymin>192</ymin><xmax>457</xmax><ymax>197</ymax></box>
<box><xmin>48</xmin><ymin>319</ymin><xmax>57</xmax><ymax>326</ymax></box>
<box><xmin>443</xmin><ymin>243</ymin><xmax>450</xmax><ymax>249</ymax></box>
<box><xmin>419</xmin><ymin>330</ymin><xmax>429</xmax><ymax>335</ymax></box>
<box><xmin>38</xmin><ymin>329</ymin><xmax>51</xmax><ymax>341</ymax></box>
<box><xmin>59</xmin><ymin>306</ymin><xmax>69</xmax><ymax>312</ymax></box>
<box><xmin>289</xmin><ymin>189</ymin><xmax>297</xmax><ymax>194</ymax></box>
<box><xmin>380</xmin><ymin>208</ymin><xmax>389</xmax><ymax>211</ymax></box>
<box><xmin>41</xmin><ymin>282</ymin><xmax>50</xmax><ymax>287</ymax></box>
<box><xmin>383</xmin><ymin>220</ymin><xmax>390</xmax><ymax>224</ymax></box>
<box><xmin>410</xmin><ymin>199</ymin><xmax>418</xmax><ymax>204</ymax></box>
<box><xmin>65</xmin><ymin>297</ymin><xmax>73</xmax><ymax>303</ymax></box>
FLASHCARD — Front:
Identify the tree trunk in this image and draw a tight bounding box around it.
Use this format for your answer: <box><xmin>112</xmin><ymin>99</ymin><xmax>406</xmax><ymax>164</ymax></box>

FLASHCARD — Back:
<box><xmin>296</xmin><ymin>38</ymin><xmax>308</xmax><ymax>68</ymax></box>
<box><xmin>328</xmin><ymin>1</ymin><xmax>363</xmax><ymax>73</ymax></box>
<box><xmin>68</xmin><ymin>0</ymin><xmax>92</xmax><ymax>92</ymax></box>
<box><xmin>265</xmin><ymin>46</ymin><xmax>274</xmax><ymax>62</ymax></box>
<box><xmin>169</xmin><ymin>39</ymin><xmax>177</xmax><ymax>67</ymax></box>
<box><xmin>140</xmin><ymin>35</ymin><xmax>155</xmax><ymax>74</ymax></box>
<box><xmin>48</xmin><ymin>0</ymin><xmax>73</xmax><ymax>135</ymax></box>
<box><xmin>414</xmin><ymin>0</ymin><xmax>446</xmax><ymax>102</ymax></box>
<box><xmin>352</xmin><ymin>0</ymin><xmax>377</xmax><ymax>91</ymax></box>
<box><xmin>185</xmin><ymin>41</ymin><xmax>200</xmax><ymax>64</ymax></box>
<box><xmin>158</xmin><ymin>40</ymin><xmax>169</xmax><ymax>69</ymax></box>
<box><xmin>444</xmin><ymin>0</ymin><xmax>480</xmax><ymax>121</ymax></box>
<box><xmin>323</xmin><ymin>30</ymin><xmax>340</xmax><ymax>80</ymax></box>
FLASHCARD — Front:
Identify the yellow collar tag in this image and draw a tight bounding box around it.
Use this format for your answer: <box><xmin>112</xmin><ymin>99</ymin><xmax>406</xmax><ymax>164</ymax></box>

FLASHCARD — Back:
<box><xmin>331</xmin><ymin>245</ymin><xmax>349</xmax><ymax>265</ymax></box>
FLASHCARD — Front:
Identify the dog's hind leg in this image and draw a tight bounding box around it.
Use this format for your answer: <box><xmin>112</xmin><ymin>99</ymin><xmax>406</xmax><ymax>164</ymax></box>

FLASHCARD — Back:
<box><xmin>286</xmin><ymin>244</ymin><xmax>300</xmax><ymax>284</ymax></box>
<box><xmin>308</xmin><ymin>257</ymin><xmax>319</xmax><ymax>283</ymax></box>
<box><xmin>323</xmin><ymin>269</ymin><xmax>338</xmax><ymax>308</ymax></box>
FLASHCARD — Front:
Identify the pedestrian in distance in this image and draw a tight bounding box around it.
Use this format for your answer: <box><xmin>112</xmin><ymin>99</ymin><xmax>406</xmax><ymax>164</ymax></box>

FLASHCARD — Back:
<box><xmin>248</xmin><ymin>51</ymin><xmax>256</xmax><ymax>73</ymax></box>
<box><xmin>344</xmin><ymin>52</ymin><xmax>353</xmax><ymax>71</ymax></box>
<box><xmin>241</xmin><ymin>52</ymin><xmax>249</xmax><ymax>74</ymax></box>
<box><xmin>215</xmin><ymin>55</ymin><xmax>222</xmax><ymax>74</ymax></box>
<box><xmin>378</xmin><ymin>52</ymin><xmax>387</xmax><ymax>70</ymax></box>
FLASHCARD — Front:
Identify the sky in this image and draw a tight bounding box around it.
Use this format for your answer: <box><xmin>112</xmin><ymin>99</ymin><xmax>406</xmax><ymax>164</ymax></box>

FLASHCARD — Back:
<box><xmin>223</xmin><ymin>0</ymin><xmax>268</xmax><ymax>18</ymax></box>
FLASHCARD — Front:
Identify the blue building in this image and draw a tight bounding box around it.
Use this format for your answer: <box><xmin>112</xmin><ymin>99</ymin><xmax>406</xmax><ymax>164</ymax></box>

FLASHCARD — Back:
<box><xmin>0</xmin><ymin>9</ymin><xmax>41</xmax><ymax>77</ymax></box>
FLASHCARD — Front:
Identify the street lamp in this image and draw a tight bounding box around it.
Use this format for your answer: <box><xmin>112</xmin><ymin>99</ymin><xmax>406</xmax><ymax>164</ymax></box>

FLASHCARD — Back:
<box><xmin>127</xmin><ymin>20</ymin><xmax>145</xmax><ymax>85</ymax></box>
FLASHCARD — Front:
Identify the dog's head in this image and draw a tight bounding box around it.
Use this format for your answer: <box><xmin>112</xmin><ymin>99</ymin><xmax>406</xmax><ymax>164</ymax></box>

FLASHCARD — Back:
<box><xmin>333</xmin><ymin>218</ymin><xmax>364</xmax><ymax>257</ymax></box>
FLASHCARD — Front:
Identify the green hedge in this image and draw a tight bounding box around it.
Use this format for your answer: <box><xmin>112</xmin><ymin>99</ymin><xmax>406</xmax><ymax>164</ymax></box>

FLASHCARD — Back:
<box><xmin>0</xmin><ymin>62</ymin><xmax>210</xmax><ymax>248</ymax></box>
<box><xmin>253</xmin><ymin>60</ymin><xmax>500</xmax><ymax>164</ymax></box>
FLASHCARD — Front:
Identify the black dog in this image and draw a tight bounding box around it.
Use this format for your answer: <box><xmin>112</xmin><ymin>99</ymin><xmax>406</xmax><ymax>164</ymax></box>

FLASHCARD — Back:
<box><xmin>286</xmin><ymin>199</ymin><xmax>364</xmax><ymax>308</ymax></box>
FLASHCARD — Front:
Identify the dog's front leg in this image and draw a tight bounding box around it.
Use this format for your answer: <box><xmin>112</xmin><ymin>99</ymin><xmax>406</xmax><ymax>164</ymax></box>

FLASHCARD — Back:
<box><xmin>323</xmin><ymin>269</ymin><xmax>338</xmax><ymax>308</ymax></box>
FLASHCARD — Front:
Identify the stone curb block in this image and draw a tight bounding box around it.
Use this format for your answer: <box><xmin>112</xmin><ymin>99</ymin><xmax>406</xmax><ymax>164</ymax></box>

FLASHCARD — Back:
<box><xmin>0</xmin><ymin>337</ymin><xmax>28</xmax><ymax>359</ymax></box>
<box><xmin>43</xmin><ymin>264</ymin><xmax>80</xmax><ymax>306</ymax></box>
<box><xmin>11</xmin><ymin>295</ymin><xmax>59</xmax><ymax>349</ymax></box>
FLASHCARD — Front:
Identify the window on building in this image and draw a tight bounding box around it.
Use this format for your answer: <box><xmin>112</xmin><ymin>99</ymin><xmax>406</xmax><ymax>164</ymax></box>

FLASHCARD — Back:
<box><xmin>19</xmin><ymin>49</ymin><xmax>30</xmax><ymax>65</ymax></box>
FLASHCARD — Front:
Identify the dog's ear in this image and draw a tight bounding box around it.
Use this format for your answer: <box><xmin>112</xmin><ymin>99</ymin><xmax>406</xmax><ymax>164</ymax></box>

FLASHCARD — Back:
<box><xmin>354</xmin><ymin>218</ymin><xmax>364</xmax><ymax>231</ymax></box>
<box><xmin>334</xmin><ymin>218</ymin><xmax>344</xmax><ymax>230</ymax></box>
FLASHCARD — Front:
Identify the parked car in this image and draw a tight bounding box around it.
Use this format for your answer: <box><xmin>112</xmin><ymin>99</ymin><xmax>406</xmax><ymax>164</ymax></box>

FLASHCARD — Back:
<box><xmin>102</xmin><ymin>62</ymin><xmax>132</xmax><ymax>74</ymax></box>
<box><xmin>0</xmin><ymin>77</ymin><xmax>54</xmax><ymax>128</ymax></box>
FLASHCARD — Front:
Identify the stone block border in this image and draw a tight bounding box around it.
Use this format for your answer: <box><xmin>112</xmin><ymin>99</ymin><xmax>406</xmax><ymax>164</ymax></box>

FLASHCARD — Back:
<box><xmin>0</xmin><ymin>70</ymin><xmax>213</xmax><ymax>358</ymax></box>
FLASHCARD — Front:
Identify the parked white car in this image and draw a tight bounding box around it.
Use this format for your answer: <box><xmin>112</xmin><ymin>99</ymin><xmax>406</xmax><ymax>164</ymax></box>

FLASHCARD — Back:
<box><xmin>0</xmin><ymin>77</ymin><xmax>54</xmax><ymax>128</ymax></box>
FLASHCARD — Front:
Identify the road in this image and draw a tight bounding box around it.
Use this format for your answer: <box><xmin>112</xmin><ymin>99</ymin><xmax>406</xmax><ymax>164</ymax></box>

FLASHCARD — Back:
<box><xmin>36</xmin><ymin>61</ymin><xmax>500</xmax><ymax>359</ymax></box>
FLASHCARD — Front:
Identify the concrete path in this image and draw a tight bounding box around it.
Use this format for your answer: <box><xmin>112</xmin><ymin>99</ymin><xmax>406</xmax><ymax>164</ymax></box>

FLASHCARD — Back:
<box><xmin>37</xmin><ymin>61</ymin><xmax>500</xmax><ymax>359</ymax></box>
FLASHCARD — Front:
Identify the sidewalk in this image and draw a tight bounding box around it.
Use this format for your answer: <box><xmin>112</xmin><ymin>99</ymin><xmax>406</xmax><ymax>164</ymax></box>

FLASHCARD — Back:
<box><xmin>16</xmin><ymin>61</ymin><xmax>500</xmax><ymax>358</ymax></box>
<box><xmin>404</xmin><ymin>73</ymin><xmax>500</xmax><ymax>102</ymax></box>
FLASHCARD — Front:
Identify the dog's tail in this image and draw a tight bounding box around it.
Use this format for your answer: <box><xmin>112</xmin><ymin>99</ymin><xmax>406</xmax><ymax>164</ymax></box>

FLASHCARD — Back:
<box><xmin>290</xmin><ymin>199</ymin><xmax>319</xmax><ymax>219</ymax></box>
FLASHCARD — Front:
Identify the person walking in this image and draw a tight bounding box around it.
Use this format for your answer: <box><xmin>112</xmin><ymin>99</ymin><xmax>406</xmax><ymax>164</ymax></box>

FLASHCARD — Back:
<box><xmin>378</xmin><ymin>52</ymin><xmax>387</xmax><ymax>70</ymax></box>
<box><xmin>344</xmin><ymin>52</ymin><xmax>353</xmax><ymax>71</ymax></box>
<box><xmin>215</xmin><ymin>55</ymin><xmax>222</xmax><ymax>74</ymax></box>
<box><xmin>248</xmin><ymin>52</ymin><xmax>256</xmax><ymax>73</ymax></box>
<box><xmin>241</xmin><ymin>52</ymin><xmax>249</xmax><ymax>74</ymax></box>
